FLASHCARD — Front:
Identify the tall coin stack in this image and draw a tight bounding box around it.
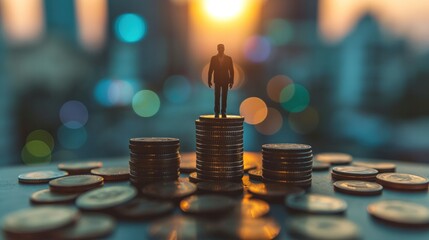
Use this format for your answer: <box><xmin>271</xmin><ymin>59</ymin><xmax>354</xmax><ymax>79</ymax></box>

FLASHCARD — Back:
<box><xmin>129</xmin><ymin>137</ymin><xmax>180</xmax><ymax>186</ymax></box>
<box><xmin>262</xmin><ymin>143</ymin><xmax>313</xmax><ymax>188</ymax></box>
<box><xmin>195</xmin><ymin>115</ymin><xmax>244</xmax><ymax>182</ymax></box>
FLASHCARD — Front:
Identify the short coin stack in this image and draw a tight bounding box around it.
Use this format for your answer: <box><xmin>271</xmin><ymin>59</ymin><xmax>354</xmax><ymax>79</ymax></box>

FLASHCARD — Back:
<box><xmin>129</xmin><ymin>137</ymin><xmax>180</xmax><ymax>186</ymax></box>
<box><xmin>195</xmin><ymin>115</ymin><xmax>244</xmax><ymax>182</ymax></box>
<box><xmin>262</xmin><ymin>143</ymin><xmax>313</xmax><ymax>188</ymax></box>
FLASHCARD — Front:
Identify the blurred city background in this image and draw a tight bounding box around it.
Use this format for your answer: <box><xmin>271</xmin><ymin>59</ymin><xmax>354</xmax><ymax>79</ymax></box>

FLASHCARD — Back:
<box><xmin>1</xmin><ymin>0</ymin><xmax>429</xmax><ymax>166</ymax></box>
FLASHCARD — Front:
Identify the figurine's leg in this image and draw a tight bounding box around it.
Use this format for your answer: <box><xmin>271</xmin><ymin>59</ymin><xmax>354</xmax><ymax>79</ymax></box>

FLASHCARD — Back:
<box><xmin>214</xmin><ymin>84</ymin><xmax>220</xmax><ymax>115</ymax></box>
<box><xmin>221</xmin><ymin>84</ymin><xmax>228</xmax><ymax>115</ymax></box>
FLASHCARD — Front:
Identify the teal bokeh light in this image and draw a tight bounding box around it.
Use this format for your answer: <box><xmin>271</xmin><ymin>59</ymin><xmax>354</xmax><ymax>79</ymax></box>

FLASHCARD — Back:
<box><xmin>132</xmin><ymin>90</ymin><xmax>160</xmax><ymax>117</ymax></box>
<box><xmin>163</xmin><ymin>75</ymin><xmax>192</xmax><ymax>104</ymax></box>
<box><xmin>115</xmin><ymin>13</ymin><xmax>146</xmax><ymax>43</ymax></box>
<box><xmin>280</xmin><ymin>84</ymin><xmax>310</xmax><ymax>112</ymax></box>
<box><xmin>266</xmin><ymin>18</ymin><xmax>293</xmax><ymax>46</ymax></box>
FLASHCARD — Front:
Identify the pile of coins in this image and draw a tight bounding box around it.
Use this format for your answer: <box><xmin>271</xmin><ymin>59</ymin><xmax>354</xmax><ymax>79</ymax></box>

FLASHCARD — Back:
<box><xmin>194</xmin><ymin>115</ymin><xmax>244</xmax><ymax>182</ymax></box>
<box><xmin>262</xmin><ymin>143</ymin><xmax>313</xmax><ymax>188</ymax></box>
<box><xmin>129</xmin><ymin>137</ymin><xmax>180</xmax><ymax>186</ymax></box>
<box><xmin>331</xmin><ymin>166</ymin><xmax>378</xmax><ymax>181</ymax></box>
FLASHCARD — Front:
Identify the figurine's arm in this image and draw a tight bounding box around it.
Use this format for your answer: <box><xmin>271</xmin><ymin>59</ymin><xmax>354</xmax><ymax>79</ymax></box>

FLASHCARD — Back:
<box><xmin>228</xmin><ymin>57</ymin><xmax>234</xmax><ymax>88</ymax></box>
<box><xmin>208</xmin><ymin>57</ymin><xmax>214</xmax><ymax>88</ymax></box>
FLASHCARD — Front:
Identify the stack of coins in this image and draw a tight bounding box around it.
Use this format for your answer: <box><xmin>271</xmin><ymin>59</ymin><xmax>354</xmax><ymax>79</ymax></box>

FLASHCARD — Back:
<box><xmin>129</xmin><ymin>137</ymin><xmax>180</xmax><ymax>186</ymax></box>
<box><xmin>262</xmin><ymin>143</ymin><xmax>313</xmax><ymax>188</ymax></box>
<box><xmin>195</xmin><ymin>115</ymin><xmax>244</xmax><ymax>182</ymax></box>
<box><xmin>331</xmin><ymin>166</ymin><xmax>378</xmax><ymax>181</ymax></box>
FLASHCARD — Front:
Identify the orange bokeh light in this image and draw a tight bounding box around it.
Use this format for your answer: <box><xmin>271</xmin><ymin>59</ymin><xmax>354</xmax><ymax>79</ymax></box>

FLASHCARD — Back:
<box><xmin>255</xmin><ymin>107</ymin><xmax>283</xmax><ymax>135</ymax></box>
<box><xmin>240</xmin><ymin>97</ymin><xmax>268</xmax><ymax>125</ymax></box>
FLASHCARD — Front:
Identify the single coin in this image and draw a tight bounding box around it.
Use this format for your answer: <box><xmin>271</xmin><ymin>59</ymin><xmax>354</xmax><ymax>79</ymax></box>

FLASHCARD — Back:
<box><xmin>30</xmin><ymin>189</ymin><xmax>79</xmax><ymax>205</ymax></box>
<box><xmin>248</xmin><ymin>183</ymin><xmax>305</xmax><ymax>201</ymax></box>
<box><xmin>286</xmin><ymin>194</ymin><xmax>347</xmax><ymax>214</ymax></box>
<box><xmin>76</xmin><ymin>185</ymin><xmax>137</xmax><ymax>211</ymax></box>
<box><xmin>49</xmin><ymin>175</ymin><xmax>104</xmax><ymax>193</ymax></box>
<box><xmin>313</xmin><ymin>161</ymin><xmax>330</xmax><ymax>171</ymax></box>
<box><xmin>114</xmin><ymin>198</ymin><xmax>174</xmax><ymax>220</ymax></box>
<box><xmin>248</xmin><ymin>169</ymin><xmax>263</xmax><ymax>181</ymax></box>
<box><xmin>352</xmin><ymin>161</ymin><xmax>396</xmax><ymax>173</ymax></box>
<box><xmin>333</xmin><ymin>180</ymin><xmax>383</xmax><ymax>196</ymax></box>
<box><xmin>376</xmin><ymin>173</ymin><xmax>429</xmax><ymax>191</ymax></box>
<box><xmin>18</xmin><ymin>170</ymin><xmax>68</xmax><ymax>184</ymax></box>
<box><xmin>58</xmin><ymin>161</ymin><xmax>103</xmax><ymax>174</ymax></box>
<box><xmin>218</xmin><ymin>217</ymin><xmax>280</xmax><ymax>240</ymax></box>
<box><xmin>180</xmin><ymin>156</ymin><xmax>196</xmax><ymax>173</ymax></box>
<box><xmin>262</xmin><ymin>143</ymin><xmax>312</xmax><ymax>152</ymax></box>
<box><xmin>55</xmin><ymin>213</ymin><xmax>115</xmax><ymax>240</ymax></box>
<box><xmin>129</xmin><ymin>137</ymin><xmax>179</xmax><ymax>145</ymax></box>
<box><xmin>2</xmin><ymin>206</ymin><xmax>80</xmax><ymax>238</ymax></box>
<box><xmin>368</xmin><ymin>200</ymin><xmax>429</xmax><ymax>227</ymax></box>
<box><xmin>331</xmin><ymin>172</ymin><xmax>376</xmax><ymax>181</ymax></box>
<box><xmin>289</xmin><ymin>216</ymin><xmax>360</xmax><ymax>240</ymax></box>
<box><xmin>148</xmin><ymin>215</ymin><xmax>214</xmax><ymax>240</ymax></box>
<box><xmin>180</xmin><ymin>195</ymin><xmax>236</xmax><ymax>215</ymax></box>
<box><xmin>141</xmin><ymin>181</ymin><xmax>197</xmax><ymax>200</ymax></box>
<box><xmin>238</xmin><ymin>198</ymin><xmax>270</xmax><ymax>218</ymax></box>
<box><xmin>197</xmin><ymin>181</ymin><xmax>243</xmax><ymax>195</ymax></box>
<box><xmin>314</xmin><ymin>153</ymin><xmax>352</xmax><ymax>165</ymax></box>
<box><xmin>90</xmin><ymin>167</ymin><xmax>129</xmax><ymax>181</ymax></box>
<box><xmin>332</xmin><ymin>166</ymin><xmax>378</xmax><ymax>176</ymax></box>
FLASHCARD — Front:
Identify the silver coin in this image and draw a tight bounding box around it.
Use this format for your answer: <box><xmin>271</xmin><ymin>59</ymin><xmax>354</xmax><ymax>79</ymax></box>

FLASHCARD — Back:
<box><xmin>286</xmin><ymin>194</ymin><xmax>347</xmax><ymax>214</ymax></box>
<box><xmin>333</xmin><ymin>180</ymin><xmax>383</xmax><ymax>196</ymax></box>
<box><xmin>18</xmin><ymin>170</ymin><xmax>68</xmax><ymax>184</ymax></box>
<box><xmin>332</xmin><ymin>166</ymin><xmax>378</xmax><ymax>176</ymax></box>
<box><xmin>30</xmin><ymin>189</ymin><xmax>79</xmax><ymax>205</ymax></box>
<box><xmin>76</xmin><ymin>185</ymin><xmax>137</xmax><ymax>210</ymax></box>
<box><xmin>368</xmin><ymin>200</ymin><xmax>429</xmax><ymax>227</ymax></box>
<box><xmin>376</xmin><ymin>173</ymin><xmax>429</xmax><ymax>191</ymax></box>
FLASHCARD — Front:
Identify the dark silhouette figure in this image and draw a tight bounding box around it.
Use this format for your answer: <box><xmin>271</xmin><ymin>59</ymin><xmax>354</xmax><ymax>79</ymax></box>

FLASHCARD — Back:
<box><xmin>208</xmin><ymin>44</ymin><xmax>234</xmax><ymax>118</ymax></box>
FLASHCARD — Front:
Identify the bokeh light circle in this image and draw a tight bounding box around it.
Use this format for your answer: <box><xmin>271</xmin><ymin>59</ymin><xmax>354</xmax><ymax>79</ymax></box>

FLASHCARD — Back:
<box><xmin>132</xmin><ymin>90</ymin><xmax>160</xmax><ymax>117</ymax></box>
<box><xmin>21</xmin><ymin>140</ymin><xmax>52</xmax><ymax>165</ymax></box>
<box><xmin>289</xmin><ymin>107</ymin><xmax>319</xmax><ymax>134</ymax></box>
<box><xmin>266</xmin><ymin>75</ymin><xmax>293</xmax><ymax>102</ymax></box>
<box><xmin>59</xmin><ymin>100</ymin><xmax>88</xmax><ymax>129</ymax></box>
<box><xmin>255</xmin><ymin>107</ymin><xmax>283</xmax><ymax>135</ymax></box>
<box><xmin>203</xmin><ymin>0</ymin><xmax>245</xmax><ymax>21</ymax></box>
<box><xmin>201</xmin><ymin>63</ymin><xmax>245</xmax><ymax>89</ymax></box>
<box><xmin>239</xmin><ymin>97</ymin><xmax>268</xmax><ymax>125</ymax></box>
<box><xmin>26</xmin><ymin>129</ymin><xmax>54</xmax><ymax>150</ymax></box>
<box><xmin>280</xmin><ymin>84</ymin><xmax>310</xmax><ymax>112</ymax></box>
<box><xmin>266</xmin><ymin>19</ymin><xmax>293</xmax><ymax>46</ymax></box>
<box><xmin>115</xmin><ymin>13</ymin><xmax>146</xmax><ymax>43</ymax></box>
<box><xmin>243</xmin><ymin>36</ymin><xmax>271</xmax><ymax>63</ymax></box>
<box><xmin>163</xmin><ymin>75</ymin><xmax>192</xmax><ymax>104</ymax></box>
<box><xmin>95</xmin><ymin>79</ymin><xmax>140</xmax><ymax>107</ymax></box>
<box><xmin>57</xmin><ymin>126</ymin><xmax>87</xmax><ymax>150</ymax></box>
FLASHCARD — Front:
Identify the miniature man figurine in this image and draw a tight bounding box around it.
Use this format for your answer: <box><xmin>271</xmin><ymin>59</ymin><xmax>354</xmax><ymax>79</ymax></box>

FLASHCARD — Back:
<box><xmin>208</xmin><ymin>44</ymin><xmax>234</xmax><ymax>118</ymax></box>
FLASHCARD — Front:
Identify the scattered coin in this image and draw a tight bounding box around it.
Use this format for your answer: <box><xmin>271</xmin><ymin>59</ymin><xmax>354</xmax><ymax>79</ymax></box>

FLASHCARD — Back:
<box><xmin>76</xmin><ymin>185</ymin><xmax>137</xmax><ymax>211</ymax></box>
<box><xmin>352</xmin><ymin>161</ymin><xmax>396</xmax><ymax>173</ymax></box>
<box><xmin>141</xmin><ymin>181</ymin><xmax>197</xmax><ymax>201</ymax></box>
<box><xmin>289</xmin><ymin>216</ymin><xmax>360</xmax><ymax>240</ymax></box>
<box><xmin>58</xmin><ymin>161</ymin><xmax>103</xmax><ymax>174</ymax></box>
<box><xmin>55</xmin><ymin>213</ymin><xmax>116</xmax><ymax>240</ymax></box>
<box><xmin>90</xmin><ymin>167</ymin><xmax>129</xmax><ymax>181</ymax></box>
<box><xmin>148</xmin><ymin>215</ymin><xmax>214</xmax><ymax>240</ymax></box>
<box><xmin>49</xmin><ymin>175</ymin><xmax>104</xmax><ymax>193</ymax></box>
<box><xmin>248</xmin><ymin>169</ymin><xmax>263</xmax><ymax>181</ymax></box>
<box><xmin>18</xmin><ymin>170</ymin><xmax>68</xmax><ymax>184</ymax></box>
<box><xmin>114</xmin><ymin>198</ymin><xmax>174</xmax><ymax>220</ymax></box>
<box><xmin>286</xmin><ymin>194</ymin><xmax>347</xmax><ymax>214</ymax></box>
<box><xmin>180</xmin><ymin>195</ymin><xmax>237</xmax><ymax>215</ymax></box>
<box><xmin>237</xmin><ymin>198</ymin><xmax>270</xmax><ymax>218</ymax></box>
<box><xmin>333</xmin><ymin>180</ymin><xmax>383</xmax><ymax>196</ymax></box>
<box><xmin>30</xmin><ymin>189</ymin><xmax>79</xmax><ymax>205</ymax></box>
<box><xmin>248</xmin><ymin>183</ymin><xmax>305</xmax><ymax>202</ymax></box>
<box><xmin>313</xmin><ymin>161</ymin><xmax>330</xmax><ymax>171</ymax></box>
<box><xmin>218</xmin><ymin>217</ymin><xmax>280</xmax><ymax>240</ymax></box>
<box><xmin>376</xmin><ymin>173</ymin><xmax>429</xmax><ymax>191</ymax></box>
<box><xmin>368</xmin><ymin>200</ymin><xmax>429</xmax><ymax>227</ymax></box>
<box><xmin>2</xmin><ymin>206</ymin><xmax>80</xmax><ymax>239</ymax></box>
<box><xmin>197</xmin><ymin>181</ymin><xmax>243</xmax><ymax>195</ymax></box>
<box><xmin>314</xmin><ymin>153</ymin><xmax>352</xmax><ymax>165</ymax></box>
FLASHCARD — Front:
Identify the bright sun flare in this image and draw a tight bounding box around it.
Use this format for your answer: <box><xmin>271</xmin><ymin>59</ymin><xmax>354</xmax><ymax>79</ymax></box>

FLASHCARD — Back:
<box><xmin>203</xmin><ymin>0</ymin><xmax>246</xmax><ymax>21</ymax></box>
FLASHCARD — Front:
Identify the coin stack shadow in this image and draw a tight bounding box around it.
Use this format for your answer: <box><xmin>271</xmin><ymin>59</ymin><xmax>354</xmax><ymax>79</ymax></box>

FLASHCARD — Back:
<box><xmin>128</xmin><ymin>138</ymin><xmax>180</xmax><ymax>186</ymax></box>
<box><xmin>195</xmin><ymin>115</ymin><xmax>244</xmax><ymax>182</ymax></box>
<box><xmin>262</xmin><ymin>143</ymin><xmax>313</xmax><ymax>188</ymax></box>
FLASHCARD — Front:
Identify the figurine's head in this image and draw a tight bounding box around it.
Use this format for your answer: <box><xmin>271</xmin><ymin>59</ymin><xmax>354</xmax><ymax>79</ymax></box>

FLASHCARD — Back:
<box><xmin>217</xmin><ymin>44</ymin><xmax>225</xmax><ymax>54</ymax></box>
